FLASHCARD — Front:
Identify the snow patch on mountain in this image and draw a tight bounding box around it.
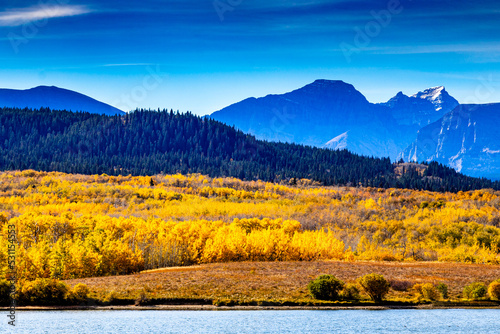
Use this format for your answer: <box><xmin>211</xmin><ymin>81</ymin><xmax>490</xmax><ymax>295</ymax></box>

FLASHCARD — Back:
<box><xmin>412</xmin><ymin>86</ymin><xmax>444</xmax><ymax>100</ymax></box>
<box><xmin>324</xmin><ymin>131</ymin><xmax>349</xmax><ymax>150</ymax></box>
<box><xmin>449</xmin><ymin>157</ymin><xmax>463</xmax><ymax>172</ymax></box>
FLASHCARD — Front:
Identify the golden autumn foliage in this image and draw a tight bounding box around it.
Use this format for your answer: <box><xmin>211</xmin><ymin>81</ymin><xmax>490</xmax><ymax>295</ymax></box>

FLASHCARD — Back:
<box><xmin>0</xmin><ymin>170</ymin><xmax>499</xmax><ymax>283</ymax></box>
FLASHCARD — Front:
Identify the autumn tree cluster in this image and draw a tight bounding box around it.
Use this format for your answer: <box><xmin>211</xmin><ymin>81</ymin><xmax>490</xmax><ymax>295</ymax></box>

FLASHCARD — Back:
<box><xmin>0</xmin><ymin>170</ymin><xmax>499</xmax><ymax>284</ymax></box>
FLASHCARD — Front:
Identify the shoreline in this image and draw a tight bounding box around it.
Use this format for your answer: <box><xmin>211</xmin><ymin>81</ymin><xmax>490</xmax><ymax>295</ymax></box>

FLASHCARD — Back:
<box><xmin>3</xmin><ymin>304</ymin><xmax>500</xmax><ymax>311</ymax></box>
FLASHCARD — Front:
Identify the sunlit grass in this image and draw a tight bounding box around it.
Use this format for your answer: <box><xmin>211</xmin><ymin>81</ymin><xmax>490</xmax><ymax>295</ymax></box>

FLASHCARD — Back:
<box><xmin>65</xmin><ymin>260</ymin><xmax>500</xmax><ymax>304</ymax></box>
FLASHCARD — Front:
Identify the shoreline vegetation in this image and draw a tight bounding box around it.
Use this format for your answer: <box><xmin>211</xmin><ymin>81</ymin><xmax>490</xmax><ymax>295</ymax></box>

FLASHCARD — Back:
<box><xmin>4</xmin><ymin>260</ymin><xmax>498</xmax><ymax>309</ymax></box>
<box><xmin>62</xmin><ymin>260</ymin><xmax>500</xmax><ymax>308</ymax></box>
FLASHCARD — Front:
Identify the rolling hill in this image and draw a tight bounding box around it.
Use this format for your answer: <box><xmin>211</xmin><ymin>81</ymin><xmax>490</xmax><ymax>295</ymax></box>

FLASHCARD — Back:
<box><xmin>0</xmin><ymin>106</ymin><xmax>498</xmax><ymax>191</ymax></box>
<box><xmin>0</xmin><ymin>86</ymin><xmax>124</xmax><ymax>116</ymax></box>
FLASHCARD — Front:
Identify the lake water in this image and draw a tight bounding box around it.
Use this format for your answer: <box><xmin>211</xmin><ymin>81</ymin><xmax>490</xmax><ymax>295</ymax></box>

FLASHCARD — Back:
<box><xmin>2</xmin><ymin>309</ymin><xmax>500</xmax><ymax>334</ymax></box>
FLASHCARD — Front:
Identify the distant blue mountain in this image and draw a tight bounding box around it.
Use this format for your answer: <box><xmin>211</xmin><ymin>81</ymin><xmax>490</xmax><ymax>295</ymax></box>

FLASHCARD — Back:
<box><xmin>209</xmin><ymin>80</ymin><xmax>500</xmax><ymax>180</ymax></box>
<box><xmin>209</xmin><ymin>79</ymin><xmax>416</xmax><ymax>160</ymax></box>
<box><xmin>0</xmin><ymin>86</ymin><xmax>124</xmax><ymax>116</ymax></box>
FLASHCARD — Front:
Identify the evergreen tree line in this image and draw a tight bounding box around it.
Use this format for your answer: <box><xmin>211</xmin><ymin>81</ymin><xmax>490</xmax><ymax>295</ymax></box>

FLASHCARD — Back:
<box><xmin>0</xmin><ymin>107</ymin><xmax>498</xmax><ymax>192</ymax></box>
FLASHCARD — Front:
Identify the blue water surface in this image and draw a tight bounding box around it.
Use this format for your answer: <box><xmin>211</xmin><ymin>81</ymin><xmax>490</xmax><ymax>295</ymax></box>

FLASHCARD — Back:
<box><xmin>2</xmin><ymin>309</ymin><xmax>500</xmax><ymax>334</ymax></box>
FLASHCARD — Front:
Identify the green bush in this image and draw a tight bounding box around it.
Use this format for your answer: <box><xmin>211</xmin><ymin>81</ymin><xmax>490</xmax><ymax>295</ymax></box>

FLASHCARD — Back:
<box><xmin>436</xmin><ymin>283</ymin><xmax>448</xmax><ymax>299</ymax></box>
<box><xmin>422</xmin><ymin>283</ymin><xmax>439</xmax><ymax>300</ymax></box>
<box><xmin>307</xmin><ymin>275</ymin><xmax>345</xmax><ymax>301</ymax></box>
<box><xmin>357</xmin><ymin>273</ymin><xmax>390</xmax><ymax>302</ymax></box>
<box><xmin>413</xmin><ymin>283</ymin><xmax>439</xmax><ymax>301</ymax></box>
<box><xmin>103</xmin><ymin>290</ymin><xmax>119</xmax><ymax>304</ymax></box>
<box><xmin>488</xmin><ymin>280</ymin><xmax>500</xmax><ymax>300</ymax></box>
<box><xmin>463</xmin><ymin>282</ymin><xmax>487</xmax><ymax>300</ymax></box>
<box><xmin>19</xmin><ymin>279</ymin><xmax>70</xmax><ymax>306</ymax></box>
<box><xmin>340</xmin><ymin>283</ymin><xmax>360</xmax><ymax>300</ymax></box>
<box><xmin>71</xmin><ymin>283</ymin><xmax>90</xmax><ymax>302</ymax></box>
<box><xmin>0</xmin><ymin>279</ymin><xmax>11</xmax><ymax>306</ymax></box>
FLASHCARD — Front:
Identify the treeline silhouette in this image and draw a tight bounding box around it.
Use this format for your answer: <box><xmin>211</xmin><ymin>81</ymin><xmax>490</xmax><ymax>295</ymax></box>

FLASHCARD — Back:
<box><xmin>0</xmin><ymin>107</ymin><xmax>498</xmax><ymax>192</ymax></box>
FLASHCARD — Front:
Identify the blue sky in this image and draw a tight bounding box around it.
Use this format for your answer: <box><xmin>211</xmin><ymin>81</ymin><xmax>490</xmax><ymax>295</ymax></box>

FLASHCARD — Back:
<box><xmin>0</xmin><ymin>0</ymin><xmax>500</xmax><ymax>115</ymax></box>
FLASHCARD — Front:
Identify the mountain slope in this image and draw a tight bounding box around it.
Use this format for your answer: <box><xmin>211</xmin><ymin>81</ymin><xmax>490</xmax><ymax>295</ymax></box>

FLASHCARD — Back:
<box><xmin>0</xmin><ymin>86</ymin><xmax>124</xmax><ymax>116</ymax></box>
<box><xmin>402</xmin><ymin>103</ymin><xmax>500</xmax><ymax>180</ymax></box>
<box><xmin>209</xmin><ymin>80</ymin><xmax>414</xmax><ymax>160</ymax></box>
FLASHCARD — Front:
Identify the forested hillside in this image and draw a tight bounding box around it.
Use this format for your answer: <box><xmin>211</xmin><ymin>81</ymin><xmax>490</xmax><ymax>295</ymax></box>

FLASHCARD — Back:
<box><xmin>0</xmin><ymin>107</ymin><xmax>498</xmax><ymax>192</ymax></box>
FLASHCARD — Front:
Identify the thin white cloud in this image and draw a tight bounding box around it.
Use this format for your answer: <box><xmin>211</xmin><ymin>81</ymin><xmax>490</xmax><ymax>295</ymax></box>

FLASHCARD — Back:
<box><xmin>102</xmin><ymin>63</ymin><xmax>156</xmax><ymax>67</ymax></box>
<box><xmin>359</xmin><ymin>44</ymin><xmax>500</xmax><ymax>55</ymax></box>
<box><xmin>0</xmin><ymin>5</ymin><xmax>91</xmax><ymax>27</ymax></box>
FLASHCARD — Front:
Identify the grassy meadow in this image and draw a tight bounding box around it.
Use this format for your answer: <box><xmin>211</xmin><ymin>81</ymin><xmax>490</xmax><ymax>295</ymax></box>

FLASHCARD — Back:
<box><xmin>66</xmin><ymin>260</ymin><xmax>500</xmax><ymax>306</ymax></box>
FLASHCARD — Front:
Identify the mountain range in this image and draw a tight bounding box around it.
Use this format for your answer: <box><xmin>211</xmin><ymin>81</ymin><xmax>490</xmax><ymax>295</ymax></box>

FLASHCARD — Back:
<box><xmin>209</xmin><ymin>80</ymin><xmax>498</xmax><ymax>180</ymax></box>
<box><xmin>209</xmin><ymin>80</ymin><xmax>412</xmax><ymax>159</ymax></box>
<box><xmin>0</xmin><ymin>82</ymin><xmax>498</xmax><ymax>180</ymax></box>
<box><xmin>0</xmin><ymin>86</ymin><xmax>124</xmax><ymax>116</ymax></box>
<box><xmin>209</xmin><ymin>80</ymin><xmax>460</xmax><ymax>161</ymax></box>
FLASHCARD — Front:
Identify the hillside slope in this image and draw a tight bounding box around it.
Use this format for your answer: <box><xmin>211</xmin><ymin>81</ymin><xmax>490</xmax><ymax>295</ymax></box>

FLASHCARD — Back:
<box><xmin>0</xmin><ymin>107</ymin><xmax>498</xmax><ymax>191</ymax></box>
<box><xmin>0</xmin><ymin>86</ymin><xmax>124</xmax><ymax>116</ymax></box>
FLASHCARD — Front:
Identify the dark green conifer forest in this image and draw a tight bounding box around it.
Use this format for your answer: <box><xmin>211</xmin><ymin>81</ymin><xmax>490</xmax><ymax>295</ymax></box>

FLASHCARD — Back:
<box><xmin>0</xmin><ymin>107</ymin><xmax>498</xmax><ymax>192</ymax></box>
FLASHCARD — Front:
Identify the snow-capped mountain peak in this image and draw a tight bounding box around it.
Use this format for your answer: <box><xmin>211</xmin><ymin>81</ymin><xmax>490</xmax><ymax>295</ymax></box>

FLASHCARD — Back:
<box><xmin>381</xmin><ymin>87</ymin><xmax>454</xmax><ymax>127</ymax></box>
<box><xmin>411</xmin><ymin>86</ymin><xmax>457</xmax><ymax>112</ymax></box>
<box><xmin>412</xmin><ymin>86</ymin><xmax>444</xmax><ymax>100</ymax></box>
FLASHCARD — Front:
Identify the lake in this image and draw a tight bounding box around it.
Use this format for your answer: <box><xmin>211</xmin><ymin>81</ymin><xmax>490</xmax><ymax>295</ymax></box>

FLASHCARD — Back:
<box><xmin>2</xmin><ymin>309</ymin><xmax>500</xmax><ymax>333</ymax></box>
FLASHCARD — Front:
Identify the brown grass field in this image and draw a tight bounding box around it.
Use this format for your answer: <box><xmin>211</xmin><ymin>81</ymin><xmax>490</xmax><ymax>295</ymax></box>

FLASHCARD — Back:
<box><xmin>65</xmin><ymin>261</ymin><xmax>500</xmax><ymax>304</ymax></box>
